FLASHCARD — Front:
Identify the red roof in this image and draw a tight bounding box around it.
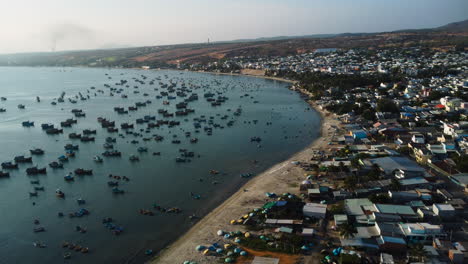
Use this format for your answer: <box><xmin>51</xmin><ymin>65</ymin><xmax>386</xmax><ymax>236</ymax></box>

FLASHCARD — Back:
<box><xmin>435</xmin><ymin>104</ymin><xmax>445</xmax><ymax>109</ymax></box>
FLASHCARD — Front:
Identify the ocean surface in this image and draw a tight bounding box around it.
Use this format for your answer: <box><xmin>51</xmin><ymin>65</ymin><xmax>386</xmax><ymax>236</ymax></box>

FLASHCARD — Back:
<box><xmin>0</xmin><ymin>67</ymin><xmax>320</xmax><ymax>263</ymax></box>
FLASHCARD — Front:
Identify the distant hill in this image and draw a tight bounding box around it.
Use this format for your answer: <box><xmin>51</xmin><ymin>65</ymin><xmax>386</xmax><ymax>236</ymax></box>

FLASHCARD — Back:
<box><xmin>215</xmin><ymin>34</ymin><xmax>338</xmax><ymax>43</ymax></box>
<box><xmin>393</xmin><ymin>19</ymin><xmax>468</xmax><ymax>33</ymax></box>
<box><xmin>435</xmin><ymin>19</ymin><xmax>468</xmax><ymax>32</ymax></box>
<box><xmin>0</xmin><ymin>19</ymin><xmax>467</xmax><ymax>67</ymax></box>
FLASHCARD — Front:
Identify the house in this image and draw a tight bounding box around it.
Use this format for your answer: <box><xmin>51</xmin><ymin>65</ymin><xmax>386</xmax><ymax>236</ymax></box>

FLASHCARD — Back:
<box><xmin>449</xmin><ymin>173</ymin><xmax>468</xmax><ymax>192</ymax></box>
<box><xmin>399</xmin><ymin>223</ymin><xmax>446</xmax><ymax>243</ymax></box>
<box><xmin>376</xmin><ymin>236</ymin><xmax>407</xmax><ymax>252</ymax></box>
<box><xmin>301</xmin><ymin>228</ymin><xmax>315</xmax><ymax>238</ymax></box>
<box><xmin>380</xmin><ymin>253</ymin><xmax>395</xmax><ymax>264</ymax></box>
<box><xmin>350</xmin><ymin>130</ymin><xmax>368</xmax><ymax>139</ymax></box>
<box><xmin>399</xmin><ymin>177</ymin><xmax>431</xmax><ymax>190</ymax></box>
<box><xmin>371</xmin><ymin>204</ymin><xmax>418</xmax><ymax>220</ymax></box>
<box><xmin>344</xmin><ymin>198</ymin><xmax>373</xmax><ymax>217</ymax></box>
<box><xmin>334</xmin><ymin>214</ymin><xmax>348</xmax><ymax>226</ymax></box>
<box><xmin>252</xmin><ymin>256</ymin><xmax>280</xmax><ymax>264</ymax></box>
<box><xmin>417</xmin><ymin>206</ymin><xmax>438</xmax><ymax>221</ymax></box>
<box><xmin>388</xmin><ymin>190</ymin><xmax>419</xmax><ymax>202</ymax></box>
<box><xmin>432</xmin><ymin>204</ymin><xmax>456</xmax><ymax>219</ymax></box>
<box><xmin>367</xmin><ymin>156</ymin><xmax>426</xmax><ymax>179</ymax></box>
<box><xmin>302</xmin><ymin>203</ymin><xmax>327</xmax><ymax>219</ymax></box>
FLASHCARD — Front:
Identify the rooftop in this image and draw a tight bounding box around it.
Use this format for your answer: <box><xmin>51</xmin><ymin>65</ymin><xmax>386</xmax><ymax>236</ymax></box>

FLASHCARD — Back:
<box><xmin>345</xmin><ymin>198</ymin><xmax>373</xmax><ymax>216</ymax></box>
<box><xmin>369</xmin><ymin>156</ymin><xmax>425</xmax><ymax>175</ymax></box>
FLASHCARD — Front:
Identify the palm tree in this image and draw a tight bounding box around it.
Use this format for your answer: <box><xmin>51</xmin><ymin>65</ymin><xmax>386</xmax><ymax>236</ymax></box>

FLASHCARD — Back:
<box><xmin>390</xmin><ymin>178</ymin><xmax>402</xmax><ymax>191</ymax></box>
<box><xmin>338</xmin><ymin>223</ymin><xmax>356</xmax><ymax>239</ymax></box>
<box><xmin>409</xmin><ymin>243</ymin><xmax>428</xmax><ymax>262</ymax></box>
<box><xmin>343</xmin><ymin>175</ymin><xmax>358</xmax><ymax>192</ymax></box>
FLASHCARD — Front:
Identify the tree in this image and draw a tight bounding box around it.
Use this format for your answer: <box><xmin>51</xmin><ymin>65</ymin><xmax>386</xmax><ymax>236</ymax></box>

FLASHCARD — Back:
<box><xmin>343</xmin><ymin>175</ymin><xmax>358</xmax><ymax>192</ymax></box>
<box><xmin>338</xmin><ymin>223</ymin><xmax>356</xmax><ymax>239</ymax></box>
<box><xmin>376</xmin><ymin>98</ymin><xmax>399</xmax><ymax>113</ymax></box>
<box><xmin>361</xmin><ymin>109</ymin><xmax>376</xmax><ymax>121</ymax></box>
<box><xmin>409</xmin><ymin>243</ymin><xmax>428</xmax><ymax>262</ymax></box>
<box><xmin>390</xmin><ymin>178</ymin><xmax>402</xmax><ymax>191</ymax></box>
<box><xmin>452</xmin><ymin>154</ymin><xmax>468</xmax><ymax>173</ymax></box>
<box><xmin>369</xmin><ymin>193</ymin><xmax>390</xmax><ymax>204</ymax></box>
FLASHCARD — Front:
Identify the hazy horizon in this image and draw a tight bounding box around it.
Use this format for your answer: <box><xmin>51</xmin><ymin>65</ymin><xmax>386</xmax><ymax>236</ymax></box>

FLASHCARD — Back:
<box><xmin>0</xmin><ymin>0</ymin><xmax>467</xmax><ymax>54</ymax></box>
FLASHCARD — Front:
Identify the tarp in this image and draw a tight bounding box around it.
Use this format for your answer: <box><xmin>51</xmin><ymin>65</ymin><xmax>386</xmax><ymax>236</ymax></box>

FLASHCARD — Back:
<box><xmin>263</xmin><ymin>202</ymin><xmax>276</xmax><ymax>209</ymax></box>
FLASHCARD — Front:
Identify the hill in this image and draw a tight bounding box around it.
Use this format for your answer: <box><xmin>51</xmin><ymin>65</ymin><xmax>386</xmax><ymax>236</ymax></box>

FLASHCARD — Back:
<box><xmin>0</xmin><ymin>19</ymin><xmax>467</xmax><ymax>68</ymax></box>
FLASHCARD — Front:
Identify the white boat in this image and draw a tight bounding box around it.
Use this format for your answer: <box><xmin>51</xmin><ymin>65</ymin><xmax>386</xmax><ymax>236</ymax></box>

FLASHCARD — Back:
<box><xmin>93</xmin><ymin>155</ymin><xmax>103</xmax><ymax>162</ymax></box>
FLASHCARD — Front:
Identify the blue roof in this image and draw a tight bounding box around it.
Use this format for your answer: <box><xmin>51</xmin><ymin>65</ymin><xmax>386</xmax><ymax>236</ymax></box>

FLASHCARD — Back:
<box><xmin>399</xmin><ymin>177</ymin><xmax>428</xmax><ymax>186</ymax></box>
<box><xmin>275</xmin><ymin>201</ymin><xmax>287</xmax><ymax>207</ymax></box>
<box><xmin>378</xmin><ymin>236</ymin><xmax>406</xmax><ymax>245</ymax></box>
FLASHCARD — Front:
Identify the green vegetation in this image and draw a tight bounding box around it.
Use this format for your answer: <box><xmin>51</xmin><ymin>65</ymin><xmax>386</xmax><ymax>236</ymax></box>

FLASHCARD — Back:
<box><xmin>376</xmin><ymin>98</ymin><xmax>400</xmax><ymax>113</ymax></box>
<box><xmin>369</xmin><ymin>193</ymin><xmax>391</xmax><ymax>204</ymax></box>
<box><xmin>338</xmin><ymin>223</ymin><xmax>356</xmax><ymax>239</ymax></box>
<box><xmin>408</xmin><ymin>243</ymin><xmax>428</xmax><ymax>262</ymax></box>
<box><xmin>240</xmin><ymin>234</ymin><xmax>303</xmax><ymax>254</ymax></box>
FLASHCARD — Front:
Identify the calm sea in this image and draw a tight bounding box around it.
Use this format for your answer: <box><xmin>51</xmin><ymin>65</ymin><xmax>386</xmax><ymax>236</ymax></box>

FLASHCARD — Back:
<box><xmin>0</xmin><ymin>67</ymin><xmax>320</xmax><ymax>263</ymax></box>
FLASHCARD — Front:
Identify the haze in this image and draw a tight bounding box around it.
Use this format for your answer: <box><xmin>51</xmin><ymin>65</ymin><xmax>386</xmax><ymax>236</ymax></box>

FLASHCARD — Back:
<box><xmin>0</xmin><ymin>0</ymin><xmax>467</xmax><ymax>54</ymax></box>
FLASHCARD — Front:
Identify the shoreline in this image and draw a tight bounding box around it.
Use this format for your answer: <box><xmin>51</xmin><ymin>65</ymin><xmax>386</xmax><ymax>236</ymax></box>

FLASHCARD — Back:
<box><xmin>151</xmin><ymin>72</ymin><xmax>339</xmax><ymax>264</ymax></box>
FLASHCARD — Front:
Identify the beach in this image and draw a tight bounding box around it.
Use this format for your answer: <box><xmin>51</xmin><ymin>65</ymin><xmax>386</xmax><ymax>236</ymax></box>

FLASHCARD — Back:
<box><xmin>152</xmin><ymin>73</ymin><xmax>340</xmax><ymax>264</ymax></box>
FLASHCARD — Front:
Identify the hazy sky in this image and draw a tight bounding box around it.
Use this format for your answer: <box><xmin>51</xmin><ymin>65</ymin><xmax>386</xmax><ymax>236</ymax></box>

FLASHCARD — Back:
<box><xmin>0</xmin><ymin>0</ymin><xmax>467</xmax><ymax>54</ymax></box>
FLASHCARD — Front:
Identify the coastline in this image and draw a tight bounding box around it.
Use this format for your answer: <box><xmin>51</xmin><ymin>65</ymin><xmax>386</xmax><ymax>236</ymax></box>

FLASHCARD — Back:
<box><xmin>151</xmin><ymin>72</ymin><xmax>339</xmax><ymax>264</ymax></box>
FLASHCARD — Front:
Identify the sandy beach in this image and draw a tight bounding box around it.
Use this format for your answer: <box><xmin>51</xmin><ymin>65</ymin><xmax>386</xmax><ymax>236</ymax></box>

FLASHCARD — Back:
<box><xmin>151</xmin><ymin>73</ymin><xmax>340</xmax><ymax>264</ymax></box>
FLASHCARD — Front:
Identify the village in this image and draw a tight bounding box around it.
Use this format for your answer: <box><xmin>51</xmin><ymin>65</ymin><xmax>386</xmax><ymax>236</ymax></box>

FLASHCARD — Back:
<box><xmin>166</xmin><ymin>47</ymin><xmax>468</xmax><ymax>264</ymax></box>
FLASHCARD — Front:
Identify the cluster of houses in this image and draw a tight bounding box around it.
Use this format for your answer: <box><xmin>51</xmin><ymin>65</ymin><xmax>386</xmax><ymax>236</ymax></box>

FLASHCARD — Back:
<box><xmin>186</xmin><ymin>47</ymin><xmax>467</xmax><ymax>263</ymax></box>
<box><xmin>185</xmin><ymin>48</ymin><xmax>467</xmax><ymax>77</ymax></box>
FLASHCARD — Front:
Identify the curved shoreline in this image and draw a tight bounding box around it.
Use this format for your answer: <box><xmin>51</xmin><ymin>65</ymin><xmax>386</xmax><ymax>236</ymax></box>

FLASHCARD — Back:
<box><xmin>151</xmin><ymin>72</ymin><xmax>338</xmax><ymax>264</ymax></box>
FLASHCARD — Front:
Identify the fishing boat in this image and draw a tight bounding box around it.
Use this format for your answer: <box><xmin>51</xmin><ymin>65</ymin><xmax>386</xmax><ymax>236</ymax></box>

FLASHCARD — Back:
<box><xmin>82</xmin><ymin>129</ymin><xmax>96</xmax><ymax>135</ymax></box>
<box><xmin>1</xmin><ymin>162</ymin><xmax>18</xmax><ymax>169</ymax></box>
<box><xmin>80</xmin><ymin>136</ymin><xmax>95</xmax><ymax>142</ymax></box>
<box><xmin>74</xmin><ymin>168</ymin><xmax>93</xmax><ymax>175</ymax></box>
<box><xmin>65</xmin><ymin>150</ymin><xmax>75</xmax><ymax>157</ymax></box>
<box><xmin>190</xmin><ymin>192</ymin><xmax>201</xmax><ymax>199</ymax></box>
<box><xmin>102</xmin><ymin>150</ymin><xmax>121</xmax><ymax>157</ymax></box>
<box><xmin>137</xmin><ymin>147</ymin><xmax>148</xmax><ymax>152</ymax></box>
<box><xmin>93</xmin><ymin>156</ymin><xmax>103</xmax><ymax>162</ymax></box>
<box><xmin>33</xmin><ymin>241</ymin><xmax>46</xmax><ymax>248</ymax></box>
<box><xmin>240</xmin><ymin>173</ymin><xmax>253</xmax><ymax>178</ymax></box>
<box><xmin>103</xmin><ymin>143</ymin><xmax>114</xmax><ymax>149</ymax></box>
<box><xmin>56</xmin><ymin>189</ymin><xmax>65</xmax><ymax>198</ymax></box>
<box><xmin>107</xmin><ymin>181</ymin><xmax>119</xmax><ymax>186</ymax></box>
<box><xmin>49</xmin><ymin>161</ymin><xmax>63</xmax><ymax>169</ymax></box>
<box><xmin>34</xmin><ymin>186</ymin><xmax>45</xmax><ymax>191</ymax></box>
<box><xmin>14</xmin><ymin>155</ymin><xmax>32</xmax><ymax>163</ymax></box>
<box><xmin>41</xmin><ymin>123</ymin><xmax>54</xmax><ymax>130</ymax></box>
<box><xmin>22</xmin><ymin>121</ymin><xmax>34</xmax><ymax>127</ymax></box>
<box><xmin>58</xmin><ymin>155</ymin><xmax>69</xmax><ymax>162</ymax></box>
<box><xmin>64</xmin><ymin>144</ymin><xmax>79</xmax><ymax>150</ymax></box>
<box><xmin>26</xmin><ymin>166</ymin><xmax>47</xmax><ymax>175</ymax></box>
<box><xmin>77</xmin><ymin>198</ymin><xmax>86</xmax><ymax>205</ymax></box>
<box><xmin>33</xmin><ymin>227</ymin><xmax>45</xmax><ymax>233</ymax></box>
<box><xmin>18</xmin><ymin>104</ymin><xmax>26</xmax><ymax>109</ymax></box>
<box><xmin>68</xmin><ymin>133</ymin><xmax>82</xmax><ymax>139</ymax></box>
<box><xmin>112</xmin><ymin>187</ymin><xmax>124</xmax><ymax>194</ymax></box>
<box><xmin>0</xmin><ymin>171</ymin><xmax>10</xmax><ymax>177</ymax></box>
<box><xmin>129</xmin><ymin>155</ymin><xmax>139</xmax><ymax>161</ymax></box>
<box><xmin>30</xmin><ymin>148</ymin><xmax>44</xmax><ymax>155</ymax></box>
<box><xmin>64</xmin><ymin>173</ymin><xmax>74</xmax><ymax>181</ymax></box>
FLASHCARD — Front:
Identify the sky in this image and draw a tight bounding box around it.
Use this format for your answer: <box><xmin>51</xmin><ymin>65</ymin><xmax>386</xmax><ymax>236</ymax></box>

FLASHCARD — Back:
<box><xmin>0</xmin><ymin>0</ymin><xmax>467</xmax><ymax>54</ymax></box>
